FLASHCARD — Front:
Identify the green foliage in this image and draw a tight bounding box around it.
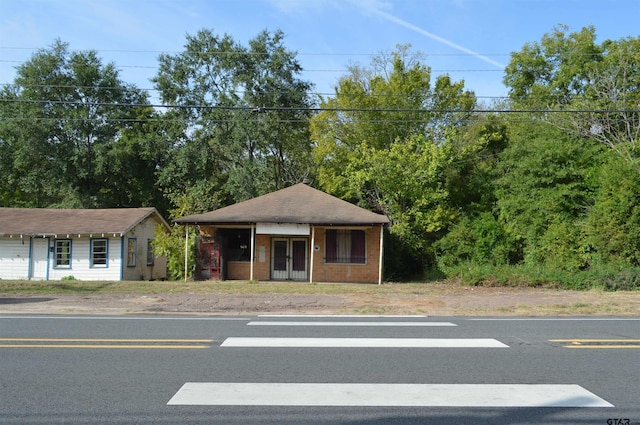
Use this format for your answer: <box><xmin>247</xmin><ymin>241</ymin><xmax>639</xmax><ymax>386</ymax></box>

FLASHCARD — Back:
<box><xmin>504</xmin><ymin>24</ymin><xmax>603</xmax><ymax>104</ymax></box>
<box><xmin>383</xmin><ymin>225</ymin><xmax>428</xmax><ymax>281</ymax></box>
<box><xmin>435</xmin><ymin>212</ymin><xmax>514</xmax><ymax>272</ymax></box>
<box><xmin>3</xmin><ymin>27</ymin><xmax>640</xmax><ymax>290</ymax></box>
<box><xmin>311</xmin><ymin>45</ymin><xmax>480</xmax><ymax>273</ymax></box>
<box><xmin>347</xmin><ymin>134</ymin><xmax>460</xmax><ymax>263</ymax></box>
<box><xmin>153</xmin><ymin>28</ymin><xmax>315</xmax><ymax>207</ymax></box>
<box><xmin>504</xmin><ymin>25</ymin><xmax>640</xmax><ymax>162</ymax></box>
<box><xmin>445</xmin><ymin>262</ymin><xmax>640</xmax><ymax>291</ymax></box>
<box><xmin>585</xmin><ymin>155</ymin><xmax>640</xmax><ymax>266</ymax></box>
<box><xmin>599</xmin><ymin>268</ymin><xmax>640</xmax><ymax>291</ymax></box>
<box><xmin>493</xmin><ymin>122</ymin><xmax>602</xmax><ymax>270</ymax></box>
<box><xmin>152</xmin><ymin>224</ymin><xmax>195</xmax><ymax>281</ymax></box>
<box><xmin>0</xmin><ymin>39</ymin><xmax>164</xmax><ymax>209</ymax></box>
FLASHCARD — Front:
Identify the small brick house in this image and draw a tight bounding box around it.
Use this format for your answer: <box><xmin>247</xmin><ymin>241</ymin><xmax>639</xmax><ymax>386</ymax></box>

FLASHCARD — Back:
<box><xmin>174</xmin><ymin>183</ymin><xmax>390</xmax><ymax>284</ymax></box>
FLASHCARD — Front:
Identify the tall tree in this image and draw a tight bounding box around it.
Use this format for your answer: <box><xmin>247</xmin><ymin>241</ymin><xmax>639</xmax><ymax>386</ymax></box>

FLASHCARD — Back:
<box><xmin>0</xmin><ymin>40</ymin><xmax>164</xmax><ymax>208</ymax></box>
<box><xmin>493</xmin><ymin>120</ymin><xmax>603</xmax><ymax>271</ymax></box>
<box><xmin>504</xmin><ymin>25</ymin><xmax>640</xmax><ymax>162</ymax></box>
<box><xmin>502</xmin><ymin>25</ymin><xmax>640</xmax><ymax>273</ymax></box>
<box><xmin>152</xmin><ymin>28</ymin><xmax>315</xmax><ymax>216</ymax></box>
<box><xmin>311</xmin><ymin>46</ymin><xmax>478</xmax><ymax>275</ymax></box>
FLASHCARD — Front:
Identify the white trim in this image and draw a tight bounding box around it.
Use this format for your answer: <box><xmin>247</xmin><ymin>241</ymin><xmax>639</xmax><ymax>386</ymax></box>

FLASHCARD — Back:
<box><xmin>250</xmin><ymin>224</ymin><xmax>255</xmax><ymax>281</ymax></box>
<box><xmin>184</xmin><ymin>226</ymin><xmax>189</xmax><ymax>282</ymax></box>
<box><xmin>256</xmin><ymin>223</ymin><xmax>310</xmax><ymax>235</ymax></box>
<box><xmin>309</xmin><ymin>225</ymin><xmax>315</xmax><ymax>283</ymax></box>
<box><xmin>378</xmin><ymin>225</ymin><xmax>384</xmax><ymax>285</ymax></box>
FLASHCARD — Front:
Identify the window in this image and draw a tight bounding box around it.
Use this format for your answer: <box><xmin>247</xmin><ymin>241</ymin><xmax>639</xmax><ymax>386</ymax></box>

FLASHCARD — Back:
<box><xmin>219</xmin><ymin>228</ymin><xmax>251</xmax><ymax>261</ymax></box>
<box><xmin>54</xmin><ymin>239</ymin><xmax>71</xmax><ymax>268</ymax></box>
<box><xmin>127</xmin><ymin>238</ymin><xmax>136</xmax><ymax>267</ymax></box>
<box><xmin>325</xmin><ymin>229</ymin><xmax>366</xmax><ymax>264</ymax></box>
<box><xmin>147</xmin><ymin>239</ymin><xmax>155</xmax><ymax>266</ymax></box>
<box><xmin>91</xmin><ymin>239</ymin><xmax>108</xmax><ymax>267</ymax></box>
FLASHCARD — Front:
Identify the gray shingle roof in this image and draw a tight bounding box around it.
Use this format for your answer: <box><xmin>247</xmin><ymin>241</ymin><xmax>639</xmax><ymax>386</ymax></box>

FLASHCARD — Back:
<box><xmin>0</xmin><ymin>207</ymin><xmax>169</xmax><ymax>236</ymax></box>
<box><xmin>175</xmin><ymin>183</ymin><xmax>389</xmax><ymax>225</ymax></box>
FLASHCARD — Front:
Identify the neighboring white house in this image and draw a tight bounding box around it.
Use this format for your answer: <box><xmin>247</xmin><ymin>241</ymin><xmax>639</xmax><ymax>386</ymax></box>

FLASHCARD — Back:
<box><xmin>0</xmin><ymin>207</ymin><xmax>170</xmax><ymax>281</ymax></box>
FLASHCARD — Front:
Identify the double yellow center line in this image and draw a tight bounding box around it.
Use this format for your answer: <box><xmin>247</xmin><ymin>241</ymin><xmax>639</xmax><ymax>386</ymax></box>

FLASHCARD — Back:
<box><xmin>0</xmin><ymin>338</ymin><xmax>213</xmax><ymax>349</ymax></box>
<box><xmin>550</xmin><ymin>339</ymin><xmax>640</xmax><ymax>349</ymax></box>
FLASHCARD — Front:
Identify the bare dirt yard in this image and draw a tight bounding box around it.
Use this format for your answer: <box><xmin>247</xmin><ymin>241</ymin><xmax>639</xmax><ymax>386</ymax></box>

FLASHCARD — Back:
<box><xmin>1</xmin><ymin>281</ymin><xmax>638</xmax><ymax>316</ymax></box>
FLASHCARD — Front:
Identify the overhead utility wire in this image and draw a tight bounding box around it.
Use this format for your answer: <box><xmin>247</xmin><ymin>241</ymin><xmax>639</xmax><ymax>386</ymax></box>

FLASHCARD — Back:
<box><xmin>1</xmin><ymin>46</ymin><xmax>620</xmax><ymax>59</ymax></box>
<box><xmin>0</xmin><ymin>46</ymin><xmax>514</xmax><ymax>57</ymax></box>
<box><xmin>1</xmin><ymin>117</ymin><xmax>633</xmax><ymax>125</ymax></box>
<box><xmin>1</xmin><ymin>98</ymin><xmax>638</xmax><ymax>115</ymax></box>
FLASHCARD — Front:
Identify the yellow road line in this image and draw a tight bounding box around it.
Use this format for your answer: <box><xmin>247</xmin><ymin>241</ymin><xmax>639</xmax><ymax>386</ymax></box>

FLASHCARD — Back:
<box><xmin>0</xmin><ymin>338</ymin><xmax>213</xmax><ymax>343</ymax></box>
<box><xmin>564</xmin><ymin>345</ymin><xmax>640</xmax><ymax>349</ymax></box>
<box><xmin>0</xmin><ymin>344</ymin><xmax>210</xmax><ymax>349</ymax></box>
<box><xmin>550</xmin><ymin>339</ymin><xmax>640</xmax><ymax>343</ymax></box>
<box><xmin>550</xmin><ymin>338</ymin><xmax>640</xmax><ymax>349</ymax></box>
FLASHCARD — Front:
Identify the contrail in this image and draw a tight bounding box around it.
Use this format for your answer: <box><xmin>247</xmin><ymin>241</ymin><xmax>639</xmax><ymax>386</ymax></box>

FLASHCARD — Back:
<box><xmin>364</xmin><ymin>5</ymin><xmax>505</xmax><ymax>69</ymax></box>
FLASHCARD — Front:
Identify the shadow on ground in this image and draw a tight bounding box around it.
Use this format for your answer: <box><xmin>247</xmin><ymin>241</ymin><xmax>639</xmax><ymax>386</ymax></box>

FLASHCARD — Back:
<box><xmin>0</xmin><ymin>297</ymin><xmax>55</xmax><ymax>305</ymax></box>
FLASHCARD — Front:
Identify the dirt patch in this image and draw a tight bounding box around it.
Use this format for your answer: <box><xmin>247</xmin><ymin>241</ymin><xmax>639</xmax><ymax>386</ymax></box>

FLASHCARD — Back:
<box><xmin>1</xmin><ymin>285</ymin><xmax>638</xmax><ymax>316</ymax></box>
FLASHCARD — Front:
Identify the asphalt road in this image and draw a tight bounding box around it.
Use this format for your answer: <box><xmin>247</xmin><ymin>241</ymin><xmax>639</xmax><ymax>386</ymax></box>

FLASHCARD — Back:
<box><xmin>1</xmin><ymin>314</ymin><xmax>639</xmax><ymax>424</ymax></box>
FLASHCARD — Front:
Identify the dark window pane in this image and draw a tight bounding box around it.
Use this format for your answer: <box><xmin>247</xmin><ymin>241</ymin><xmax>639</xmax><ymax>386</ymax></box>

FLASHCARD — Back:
<box><xmin>351</xmin><ymin>230</ymin><xmax>366</xmax><ymax>264</ymax></box>
<box><xmin>326</xmin><ymin>230</ymin><xmax>337</xmax><ymax>262</ymax></box>
<box><xmin>292</xmin><ymin>240</ymin><xmax>306</xmax><ymax>271</ymax></box>
<box><xmin>273</xmin><ymin>241</ymin><xmax>287</xmax><ymax>271</ymax></box>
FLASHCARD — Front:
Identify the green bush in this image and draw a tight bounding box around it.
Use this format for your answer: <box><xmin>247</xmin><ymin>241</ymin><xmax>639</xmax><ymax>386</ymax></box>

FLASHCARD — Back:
<box><xmin>586</xmin><ymin>156</ymin><xmax>640</xmax><ymax>267</ymax></box>
<box><xmin>440</xmin><ymin>262</ymin><xmax>640</xmax><ymax>291</ymax></box>
<box><xmin>435</xmin><ymin>212</ymin><xmax>514</xmax><ymax>273</ymax></box>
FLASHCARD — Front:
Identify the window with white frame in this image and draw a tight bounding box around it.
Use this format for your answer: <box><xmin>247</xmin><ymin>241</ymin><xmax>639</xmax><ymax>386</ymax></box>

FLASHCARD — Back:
<box><xmin>325</xmin><ymin>229</ymin><xmax>366</xmax><ymax>264</ymax></box>
<box><xmin>91</xmin><ymin>239</ymin><xmax>108</xmax><ymax>267</ymax></box>
<box><xmin>54</xmin><ymin>239</ymin><xmax>71</xmax><ymax>268</ymax></box>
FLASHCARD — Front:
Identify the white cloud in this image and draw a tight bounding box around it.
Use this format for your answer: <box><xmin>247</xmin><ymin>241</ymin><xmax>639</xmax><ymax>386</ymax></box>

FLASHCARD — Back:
<box><xmin>351</xmin><ymin>0</ymin><xmax>505</xmax><ymax>69</ymax></box>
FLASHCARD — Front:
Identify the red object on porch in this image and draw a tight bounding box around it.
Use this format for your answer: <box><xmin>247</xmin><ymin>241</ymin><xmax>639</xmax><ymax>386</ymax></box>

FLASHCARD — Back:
<box><xmin>197</xmin><ymin>240</ymin><xmax>221</xmax><ymax>280</ymax></box>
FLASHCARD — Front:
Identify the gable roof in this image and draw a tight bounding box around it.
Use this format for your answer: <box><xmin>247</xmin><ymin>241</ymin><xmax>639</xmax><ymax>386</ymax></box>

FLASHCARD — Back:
<box><xmin>175</xmin><ymin>183</ymin><xmax>389</xmax><ymax>226</ymax></box>
<box><xmin>0</xmin><ymin>207</ymin><xmax>170</xmax><ymax>237</ymax></box>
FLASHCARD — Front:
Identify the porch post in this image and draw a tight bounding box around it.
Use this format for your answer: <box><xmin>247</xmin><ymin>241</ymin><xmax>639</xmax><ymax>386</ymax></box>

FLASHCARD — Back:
<box><xmin>309</xmin><ymin>225</ymin><xmax>315</xmax><ymax>283</ymax></box>
<box><xmin>378</xmin><ymin>225</ymin><xmax>384</xmax><ymax>285</ymax></box>
<box><xmin>184</xmin><ymin>225</ymin><xmax>189</xmax><ymax>282</ymax></box>
<box><xmin>250</xmin><ymin>223</ymin><xmax>255</xmax><ymax>281</ymax></box>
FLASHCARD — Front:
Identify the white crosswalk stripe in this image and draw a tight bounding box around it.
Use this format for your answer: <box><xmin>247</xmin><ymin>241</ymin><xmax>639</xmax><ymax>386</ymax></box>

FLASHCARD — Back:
<box><xmin>168</xmin><ymin>317</ymin><xmax>614</xmax><ymax>409</ymax></box>
<box><xmin>220</xmin><ymin>337</ymin><xmax>508</xmax><ymax>347</ymax></box>
<box><xmin>168</xmin><ymin>383</ymin><xmax>613</xmax><ymax>407</ymax></box>
<box><xmin>247</xmin><ymin>321</ymin><xmax>457</xmax><ymax>327</ymax></box>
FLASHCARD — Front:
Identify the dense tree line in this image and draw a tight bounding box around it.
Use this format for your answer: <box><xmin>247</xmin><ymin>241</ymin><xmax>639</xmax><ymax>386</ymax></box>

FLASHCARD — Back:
<box><xmin>1</xmin><ymin>26</ymin><xmax>639</xmax><ymax>287</ymax></box>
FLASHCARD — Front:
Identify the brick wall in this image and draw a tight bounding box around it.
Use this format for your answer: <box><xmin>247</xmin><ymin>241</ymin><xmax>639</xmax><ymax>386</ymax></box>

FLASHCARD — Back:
<box><xmin>197</xmin><ymin>224</ymin><xmax>383</xmax><ymax>283</ymax></box>
<box><xmin>310</xmin><ymin>226</ymin><xmax>382</xmax><ymax>284</ymax></box>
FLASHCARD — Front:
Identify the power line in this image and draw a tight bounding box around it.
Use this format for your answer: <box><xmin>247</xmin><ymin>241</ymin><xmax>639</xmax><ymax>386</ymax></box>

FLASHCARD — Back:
<box><xmin>0</xmin><ymin>82</ymin><xmax>511</xmax><ymax>100</ymax></box>
<box><xmin>0</xmin><ymin>46</ymin><xmax>515</xmax><ymax>57</ymax></box>
<box><xmin>0</xmin><ymin>60</ymin><xmax>504</xmax><ymax>74</ymax></box>
<box><xmin>1</xmin><ymin>97</ymin><xmax>638</xmax><ymax>114</ymax></box>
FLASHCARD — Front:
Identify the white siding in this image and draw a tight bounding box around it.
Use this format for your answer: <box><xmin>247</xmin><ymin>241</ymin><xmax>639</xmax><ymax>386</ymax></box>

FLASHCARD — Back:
<box><xmin>47</xmin><ymin>237</ymin><xmax>122</xmax><ymax>281</ymax></box>
<box><xmin>0</xmin><ymin>212</ymin><xmax>167</xmax><ymax>281</ymax></box>
<box><xmin>0</xmin><ymin>237</ymin><xmax>30</xmax><ymax>279</ymax></box>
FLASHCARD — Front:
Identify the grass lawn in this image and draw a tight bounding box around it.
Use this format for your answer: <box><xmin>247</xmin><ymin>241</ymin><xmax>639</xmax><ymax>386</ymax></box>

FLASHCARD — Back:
<box><xmin>0</xmin><ymin>279</ymin><xmax>456</xmax><ymax>296</ymax></box>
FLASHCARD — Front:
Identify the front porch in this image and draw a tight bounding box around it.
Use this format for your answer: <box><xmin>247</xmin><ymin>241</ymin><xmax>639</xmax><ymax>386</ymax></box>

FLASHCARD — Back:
<box><xmin>192</xmin><ymin>224</ymin><xmax>384</xmax><ymax>284</ymax></box>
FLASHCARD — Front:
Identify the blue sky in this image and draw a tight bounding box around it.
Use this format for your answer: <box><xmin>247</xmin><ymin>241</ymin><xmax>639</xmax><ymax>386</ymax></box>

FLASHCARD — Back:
<box><xmin>1</xmin><ymin>0</ymin><xmax>638</xmax><ymax>101</ymax></box>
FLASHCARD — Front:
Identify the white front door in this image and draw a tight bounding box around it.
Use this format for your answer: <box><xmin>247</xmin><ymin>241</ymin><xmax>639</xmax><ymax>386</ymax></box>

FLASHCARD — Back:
<box><xmin>271</xmin><ymin>238</ymin><xmax>308</xmax><ymax>281</ymax></box>
<box><xmin>30</xmin><ymin>238</ymin><xmax>49</xmax><ymax>280</ymax></box>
